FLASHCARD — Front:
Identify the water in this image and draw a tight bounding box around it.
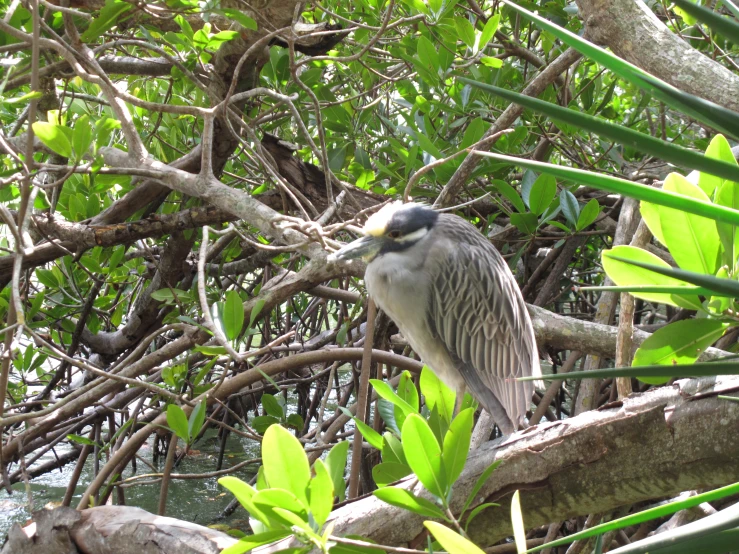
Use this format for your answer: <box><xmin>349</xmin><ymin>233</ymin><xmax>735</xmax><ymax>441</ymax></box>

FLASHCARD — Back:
<box><xmin>0</xmin><ymin>428</ymin><xmax>258</xmax><ymax>536</ymax></box>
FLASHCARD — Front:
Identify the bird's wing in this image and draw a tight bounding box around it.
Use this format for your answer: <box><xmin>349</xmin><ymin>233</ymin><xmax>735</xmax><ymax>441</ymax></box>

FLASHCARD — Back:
<box><xmin>426</xmin><ymin>221</ymin><xmax>540</xmax><ymax>429</ymax></box>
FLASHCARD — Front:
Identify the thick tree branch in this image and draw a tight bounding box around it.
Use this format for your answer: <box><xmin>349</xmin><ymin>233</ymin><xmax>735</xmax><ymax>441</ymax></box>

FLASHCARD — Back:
<box><xmin>317</xmin><ymin>375</ymin><xmax>739</xmax><ymax>550</ymax></box>
<box><xmin>576</xmin><ymin>0</ymin><xmax>739</xmax><ymax>113</ymax></box>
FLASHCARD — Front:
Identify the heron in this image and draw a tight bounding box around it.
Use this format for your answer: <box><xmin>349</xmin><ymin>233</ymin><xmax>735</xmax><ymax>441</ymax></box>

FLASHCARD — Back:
<box><xmin>329</xmin><ymin>202</ymin><xmax>541</xmax><ymax>435</ymax></box>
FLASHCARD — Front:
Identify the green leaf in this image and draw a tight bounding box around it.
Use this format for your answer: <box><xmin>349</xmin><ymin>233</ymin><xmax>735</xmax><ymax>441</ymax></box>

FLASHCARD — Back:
<box><xmin>672</xmin><ymin>0</ymin><xmax>739</xmax><ymax>44</ymax></box>
<box><xmin>478</xmin><ymin>13</ymin><xmax>500</xmax><ymax>53</ymax></box>
<box><xmin>441</xmin><ymin>407</ymin><xmax>474</xmax><ymax>487</ymax></box>
<box><xmin>511</xmin><ymin>491</ymin><xmax>526</xmax><ymax>554</ymax></box>
<box><xmin>252</xmin><ymin>489</ymin><xmax>308</xmax><ymax>529</ymax></box>
<box><xmin>220</xmin><ymin>530</ymin><xmax>292</xmax><ymax>554</ymax></box>
<box><xmin>420</xmin><ymin>366</ymin><xmax>454</xmax><ymax>426</ymax></box>
<box><xmin>372</xmin><ymin>462</ymin><xmax>413</xmax><ymax>487</ymax></box>
<box><xmin>499</xmin><ymin>0</ymin><xmax>739</xmax><ymax>140</ymax></box>
<box><xmin>424</xmin><ymin>521</ymin><xmax>486</xmax><ymax>554</ymax></box>
<box><xmin>373</xmin><ymin>487</ymin><xmax>446</xmax><ymax>519</ymax></box>
<box><xmin>80</xmin><ymin>0</ymin><xmax>133</xmax><ymax>42</ymax></box>
<box><xmin>223</xmin><ymin>290</ymin><xmax>244</xmax><ymax>341</ymax></box>
<box><xmin>32</xmin><ymin>122</ymin><xmax>72</xmax><ymax>158</ymax></box>
<box><xmin>36</xmin><ymin>269</ymin><xmax>59</xmax><ymax>288</ymax></box>
<box><xmin>339</xmin><ymin>407</ymin><xmax>383</xmax><ymax>450</ymax></box>
<box><xmin>473</xmin><ymin>152</ymin><xmax>739</xmax><ymax>228</ymax></box>
<box><xmin>657</xmin><ymin>173</ymin><xmax>720</xmax><ymax>275</ymax></box>
<box><xmin>576</xmin><ymin>198</ymin><xmax>600</xmax><ymax>230</ymax></box>
<box><xmin>262</xmin><ymin>393</ymin><xmax>285</xmax><ymax>419</ymax></box>
<box><xmin>248</xmin><ymin>298</ymin><xmax>266</xmax><ymax>330</ymax></box>
<box><xmin>401</xmin><ymin>413</ymin><xmax>446</xmax><ymax>499</ymax></box>
<box><xmin>308</xmin><ymin>459</ymin><xmax>334</xmax><ymax>527</ymax></box>
<box><xmin>417</xmin><ymin>35</ymin><xmax>440</xmax><ymax>75</ymax></box>
<box><xmin>325</xmin><ymin>440</ymin><xmax>349</xmax><ymax>502</ymax></box>
<box><xmin>459</xmin><ymin>78</ymin><xmax>739</xmax><ymax>186</ymax></box>
<box><xmin>262</xmin><ymin>424</ymin><xmax>311</xmax><ymax>508</ymax></box>
<box><xmin>370</xmin><ymin>379</ymin><xmax>417</xmax><ymax>430</ymax></box>
<box><xmin>607</xmin><ymin>254</ymin><xmax>739</xmax><ymax>298</ymax></box>
<box><xmin>214</xmin><ymin>8</ymin><xmax>257</xmax><ymax>30</ymax></box>
<box><xmin>601</xmin><ymin>246</ymin><xmax>702</xmax><ymax>309</ymax></box>
<box><xmin>632</xmin><ymin>319</ymin><xmax>728</xmax><ymax>385</ymax></box>
<box><xmin>699</xmin><ymin>134</ymin><xmax>737</xmax><ymax>198</ymax></box>
<box><xmin>166</xmin><ymin>404</ymin><xmax>190</xmax><ymax>442</ymax></box>
<box><xmin>526</xmin><ymin>481</ymin><xmax>739</xmax><ymax>552</ymax></box>
<box><xmin>480</xmin><ymin>56</ymin><xmax>503</xmax><ymax>68</ymax></box>
<box><xmin>454</xmin><ymin>17</ymin><xmax>476</xmax><ymax>48</ymax></box>
<box><xmin>715</xmin><ymin>180</ymin><xmax>739</xmax><ymax>266</ymax></box>
<box><xmin>519</xmin><ymin>361</ymin><xmax>739</xmax><ymax>382</ymax></box>
<box><xmin>381</xmin><ymin>432</ymin><xmax>407</xmax><ymax>466</ymax></box>
<box><xmin>187</xmin><ymin>401</ymin><xmax>206</xmax><ymax>442</ymax></box>
<box><xmin>510</xmin><ymin>212</ymin><xmax>539</xmax><ymax>235</ymax></box>
<box><xmin>527</xmin><ymin>174</ymin><xmax>556</xmax><ymax>216</ymax></box>
<box><xmin>396</xmin><ymin>371</ymin><xmax>419</xmax><ymax>412</ymax></box>
<box><xmin>559</xmin><ymin>189</ymin><xmax>579</xmax><ymax>228</ymax></box>
<box><xmin>73</xmin><ymin>115</ymin><xmax>93</xmax><ymax>160</ymax></box>
<box><xmin>66</xmin><ymin>434</ymin><xmax>97</xmax><ymax>446</ymax></box>
<box><xmin>461</xmin><ymin>460</ymin><xmax>501</xmax><ymax>516</ymax></box>
<box><xmin>493</xmin><ymin>180</ymin><xmax>526</xmax><ymax>213</ymax></box>
<box><xmin>218</xmin><ymin>476</ymin><xmax>277</xmax><ymax>527</ymax></box>
<box><xmin>251</xmin><ymin>415</ymin><xmax>279</xmax><ymax>434</ymax></box>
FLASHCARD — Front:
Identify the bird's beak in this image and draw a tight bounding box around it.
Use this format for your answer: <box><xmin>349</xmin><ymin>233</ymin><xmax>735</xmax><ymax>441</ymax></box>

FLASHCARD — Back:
<box><xmin>328</xmin><ymin>235</ymin><xmax>383</xmax><ymax>262</ymax></box>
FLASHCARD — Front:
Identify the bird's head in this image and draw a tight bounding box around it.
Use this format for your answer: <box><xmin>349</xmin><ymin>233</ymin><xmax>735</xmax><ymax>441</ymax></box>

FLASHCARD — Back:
<box><xmin>328</xmin><ymin>202</ymin><xmax>439</xmax><ymax>263</ymax></box>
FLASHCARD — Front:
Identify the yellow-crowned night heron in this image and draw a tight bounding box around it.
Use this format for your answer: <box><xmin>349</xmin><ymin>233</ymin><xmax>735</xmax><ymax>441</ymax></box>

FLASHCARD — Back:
<box><xmin>329</xmin><ymin>202</ymin><xmax>541</xmax><ymax>435</ymax></box>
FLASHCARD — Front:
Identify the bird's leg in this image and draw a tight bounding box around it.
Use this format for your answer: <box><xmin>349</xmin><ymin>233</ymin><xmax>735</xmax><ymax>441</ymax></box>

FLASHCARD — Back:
<box><xmin>454</xmin><ymin>385</ymin><xmax>466</xmax><ymax>417</ymax></box>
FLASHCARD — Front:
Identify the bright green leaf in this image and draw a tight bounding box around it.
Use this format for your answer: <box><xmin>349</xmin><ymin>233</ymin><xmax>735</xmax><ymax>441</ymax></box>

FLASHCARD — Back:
<box><xmin>601</xmin><ymin>246</ymin><xmax>702</xmax><ymax>309</ymax></box>
<box><xmin>32</xmin><ymin>122</ymin><xmax>72</xmax><ymax>158</ymax></box>
<box><xmin>441</xmin><ymin>407</ymin><xmax>474</xmax><ymax>486</ymax></box>
<box><xmin>308</xmin><ymin>459</ymin><xmax>334</xmax><ymax>527</ymax></box>
<box><xmin>658</xmin><ymin>173</ymin><xmax>721</xmax><ymax>275</ymax></box>
<box><xmin>401</xmin><ymin>413</ymin><xmax>446</xmax><ymax>499</ymax></box>
<box><xmin>373</xmin><ymin>487</ymin><xmax>446</xmax><ymax>519</ymax></box>
<box><xmin>262</xmin><ymin>424</ymin><xmax>311</xmax><ymax>508</ymax></box>
<box><xmin>166</xmin><ymin>404</ymin><xmax>189</xmax><ymax>442</ymax></box>
<box><xmin>424</xmin><ymin>521</ymin><xmax>486</xmax><ymax>554</ymax></box>
<box><xmin>632</xmin><ymin>319</ymin><xmax>728</xmax><ymax>385</ymax></box>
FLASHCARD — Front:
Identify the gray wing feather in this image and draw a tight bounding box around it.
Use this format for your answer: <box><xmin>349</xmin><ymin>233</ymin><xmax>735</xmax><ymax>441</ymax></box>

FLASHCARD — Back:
<box><xmin>426</xmin><ymin>215</ymin><xmax>541</xmax><ymax>431</ymax></box>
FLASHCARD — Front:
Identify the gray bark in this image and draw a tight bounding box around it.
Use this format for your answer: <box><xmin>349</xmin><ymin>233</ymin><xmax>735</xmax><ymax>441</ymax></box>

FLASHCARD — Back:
<box><xmin>576</xmin><ymin>0</ymin><xmax>739</xmax><ymax>113</ymax></box>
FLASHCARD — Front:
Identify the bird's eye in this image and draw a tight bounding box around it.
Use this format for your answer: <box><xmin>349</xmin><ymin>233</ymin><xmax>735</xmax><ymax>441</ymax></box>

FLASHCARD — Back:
<box><xmin>387</xmin><ymin>230</ymin><xmax>401</xmax><ymax>239</ymax></box>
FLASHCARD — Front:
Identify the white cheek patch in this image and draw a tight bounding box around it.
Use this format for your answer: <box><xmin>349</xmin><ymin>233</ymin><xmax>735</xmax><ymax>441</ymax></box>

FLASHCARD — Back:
<box><xmin>397</xmin><ymin>227</ymin><xmax>428</xmax><ymax>243</ymax></box>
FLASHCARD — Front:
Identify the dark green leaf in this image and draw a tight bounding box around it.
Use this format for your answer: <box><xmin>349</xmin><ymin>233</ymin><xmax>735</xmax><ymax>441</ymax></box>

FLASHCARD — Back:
<box><xmin>459</xmin><ymin>77</ymin><xmax>739</xmax><ymax>184</ymax></box>
<box><xmin>80</xmin><ymin>0</ymin><xmax>132</xmax><ymax>42</ymax></box>
<box><xmin>519</xmin><ymin>361</ymin><xmax>739</xmax><ymax>381</ymax></box>
<box><xmin>187</xmin><ymin>401</ymin><xmax>206</xmax><ymax>442</ymax></box>
<box><xmin>262</xmin><ymin>393</ymin><xmax>285</xmax><ymax>419</ymax></box>
<box><xmin>560</xmin><ymin>189</ymin><xmax>579</xmax><ymax>228</ymax></box>
<box><xmin>223</xmin><ymin>290</ymin><xmax>244</xmax><ymax>341</ymax></box>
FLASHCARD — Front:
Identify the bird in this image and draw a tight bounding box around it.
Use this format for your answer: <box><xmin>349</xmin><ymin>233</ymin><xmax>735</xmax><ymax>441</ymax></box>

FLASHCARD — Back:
<box><xmin>328</xmin><ymin>201</ymin><xmax>541</xmax><ymax>435</ymax></box>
